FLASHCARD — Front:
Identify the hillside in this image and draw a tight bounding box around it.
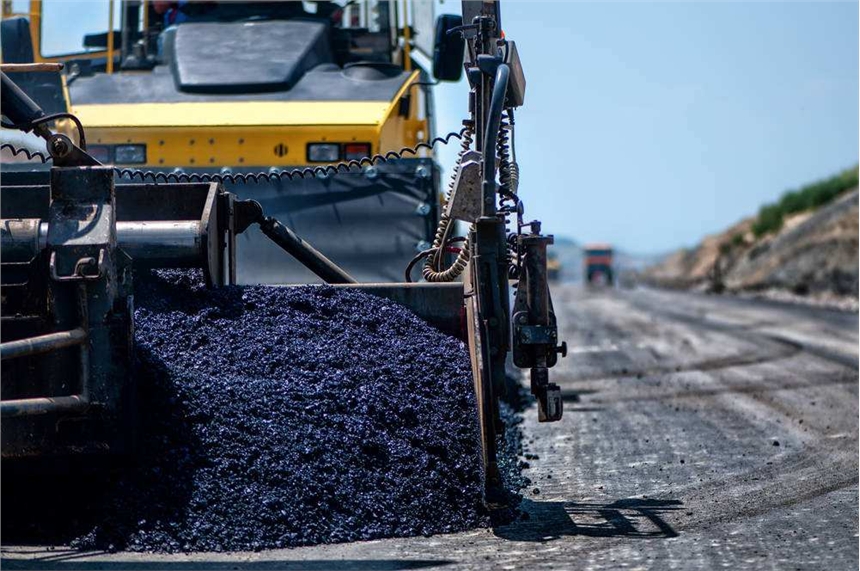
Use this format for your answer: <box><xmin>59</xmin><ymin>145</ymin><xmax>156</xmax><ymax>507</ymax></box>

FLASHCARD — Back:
<box><xmin>643</xmin><ymin>167</ymin><xmax>858</xmax><ymax>301</ymax></box>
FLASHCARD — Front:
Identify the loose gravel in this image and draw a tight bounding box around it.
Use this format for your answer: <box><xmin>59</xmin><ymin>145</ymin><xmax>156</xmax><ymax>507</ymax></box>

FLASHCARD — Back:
<box><xmin>68</xmin><ymin>270</ymin><xmax>488</xmax><ymax>552</ymax></box>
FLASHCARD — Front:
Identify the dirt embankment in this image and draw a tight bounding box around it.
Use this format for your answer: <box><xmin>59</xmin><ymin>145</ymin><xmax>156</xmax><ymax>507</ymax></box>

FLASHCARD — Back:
<box><xmin>643</xmin><ymin>188</ymin><xmax>858</xmax><ymax>300</ymax></box>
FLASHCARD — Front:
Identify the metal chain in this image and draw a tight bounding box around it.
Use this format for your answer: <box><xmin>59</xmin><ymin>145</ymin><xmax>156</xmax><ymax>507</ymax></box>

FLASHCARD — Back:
<box><xmin>421</xmin><ymin>125</ymin><xmax>474</xmax><ymax>283</ymax></box>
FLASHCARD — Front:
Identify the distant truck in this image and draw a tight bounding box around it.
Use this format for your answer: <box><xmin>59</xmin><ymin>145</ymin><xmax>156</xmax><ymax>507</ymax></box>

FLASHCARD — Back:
<box><xmin>584</xmin><ymin>244</ymin><xmax>614</xmax><ymax>286</ymax></box>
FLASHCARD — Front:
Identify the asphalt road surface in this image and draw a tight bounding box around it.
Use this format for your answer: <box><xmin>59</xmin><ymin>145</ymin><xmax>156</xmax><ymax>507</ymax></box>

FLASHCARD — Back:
<box><xmin>3</xmin><ymin>285</ymin><xmax>857</xmax><ymax>570</ymax></box>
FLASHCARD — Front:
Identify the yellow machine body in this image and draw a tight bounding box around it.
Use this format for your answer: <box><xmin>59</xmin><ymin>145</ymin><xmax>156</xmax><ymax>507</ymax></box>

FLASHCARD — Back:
<box><xmin>1</xmin><ymin>0</ymin><xmax>446</xmax><ymax>283</ymax></box>
<box><xmin>2</xmin><ymin>0</ymin><xmax>431</xmax><ymax>169</ymax></box>
<box><xmin>75</xmin><ymin>92</ymin><xmax>425</xmax><ymax>168</ymax></box>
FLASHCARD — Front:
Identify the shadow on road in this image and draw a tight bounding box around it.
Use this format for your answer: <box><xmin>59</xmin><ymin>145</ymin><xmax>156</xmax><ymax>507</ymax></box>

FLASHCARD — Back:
<box><xmin>0</xmin><ymin>556</ymin><xmax>452</xmax><ymax>571</ymax></box>
<box><xmin>494</xmin><ymin>498</ymin><xmax>682</xmax><ymax>542</ymax></box>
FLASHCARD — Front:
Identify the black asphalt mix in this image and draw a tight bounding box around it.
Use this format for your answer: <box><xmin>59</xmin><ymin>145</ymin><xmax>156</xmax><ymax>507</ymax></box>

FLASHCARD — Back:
<box><xmin>4</xmin><ymin>270</ymin><xmax>506</xmax><ymax>552</ymax></box>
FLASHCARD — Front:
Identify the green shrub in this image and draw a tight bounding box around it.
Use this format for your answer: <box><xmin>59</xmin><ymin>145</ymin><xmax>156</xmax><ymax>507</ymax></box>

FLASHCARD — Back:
<box><xmin>752</xmin><ymin>204</ymin><xmax>784</xmax><ymax>237</ymax></box>
<box><xmin>752</xmin><ymin>165</ymin><xmax>858</xmax><ymax>238</ymax></box>
<box><xmin>780</xmin><ymin>190</ymin><xmax>805</xmax><ymax>214</ymax></box>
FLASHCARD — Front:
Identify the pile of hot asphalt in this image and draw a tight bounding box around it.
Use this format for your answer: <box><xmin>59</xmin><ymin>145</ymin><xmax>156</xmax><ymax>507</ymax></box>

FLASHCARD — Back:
<box><xmin>70</xmin><ymin>271</ymin><xmax>488</xmax><ymax>552</ymax></box>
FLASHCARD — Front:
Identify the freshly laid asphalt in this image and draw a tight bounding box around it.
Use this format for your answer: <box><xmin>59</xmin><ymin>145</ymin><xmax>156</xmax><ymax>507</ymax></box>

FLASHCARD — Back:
<box><xmin>3</xmin><ymin>285</ymin><xmax>857</xmax><ymax>570</ymax></box>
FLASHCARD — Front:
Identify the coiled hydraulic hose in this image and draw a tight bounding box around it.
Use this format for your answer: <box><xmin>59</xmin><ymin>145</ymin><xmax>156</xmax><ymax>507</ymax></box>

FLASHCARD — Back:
<box><xmin>0</xmin><ymin>143</ymin><xmax>50</xmax><ymax>162</ymax></box>
<box><xmin>421</xmin><ymin>124</ymin><xmax>475</xmax><ymax>283</ymax></box>
<box><xmin>482</xmin><ymin>63</ymin><xmax>511</xmax><ymax>216</ymax></box>
<box><xmin>497</xmin><ymin>109</ymin><xmax>518</xmax><ymax>198</ymax></box>
<box><xmin>483</xmin><ymin>65</ymin><xmax>521</xmax><ymax>279</ymax></box>
<box><xmin>497</xmin><ymin>109</ymin><xmax>522</xmax><ymax>279</ymax></box>
<box><xmin>421</xmin><ymin>63</ymin><xmax>514</xmax><ymax>283</ymax></box>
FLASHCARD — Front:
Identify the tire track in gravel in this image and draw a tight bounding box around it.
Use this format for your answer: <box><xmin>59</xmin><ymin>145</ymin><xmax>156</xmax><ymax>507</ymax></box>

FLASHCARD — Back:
<box><xmin>554</xmin><ymin>288</ymin><xmax>857</xmax><ymax>540</ymax></box>
<box><xmin>635</xmin><ymin>365</ymin><xmax>852</xmax><ymax>532</ymax></box>
<box><xmin>629</xmin><ymin>290</ymin><xmax>859</xmax><ymax>370</ymax></box>
<box><xmin>626</xmin><ymin>294</ymin><xmax>857</xmax><ymax>372</ymax></box>
<box><xmin>557</xmin><ymin>292</ymin><xmax>804</xmax><ymax>391</ymax></box>
<box><xmin>667</xmin><ymin>444</ymin><xmax>857</xmax><ymax>533</ymax></box>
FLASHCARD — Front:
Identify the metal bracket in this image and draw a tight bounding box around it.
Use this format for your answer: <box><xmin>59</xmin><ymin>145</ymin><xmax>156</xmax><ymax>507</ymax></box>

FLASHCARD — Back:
<box><xmin>49</xmin><ymin>249</ymin><xmax>106</xmax><ymax>281</ymax></box>
<box><xmin>48</xmin><ymin>134</ymin><xmax>101</xmax><ymax>168</ymax></box>
<box><xmin>232</xmin><ymin>199</ymin><xmax>264</xmax><ymax>234</ymax></box>
<box><xmin>516</xmin><ymin>322</ymin><xmax>557</xmax><ymax>345</ymax></box>
<box><xmin>512</xmin><ymin>309</ymin><xmax>562</xmax><ymax>368</ymax></box>
<box><xmin>444</xmin><ymin>150</ymin><xmax>483</xmax><ymax>222</ymax></box>
<box><xmin>539</xmin><ymin>383</ymin><xmax>563</xmax><ymax>422</ymax></box>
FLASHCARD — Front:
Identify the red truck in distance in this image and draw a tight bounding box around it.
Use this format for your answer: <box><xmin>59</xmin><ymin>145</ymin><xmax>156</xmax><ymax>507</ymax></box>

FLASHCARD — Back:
<box><xmin>584</xmin><ymin>243</ymin><xmax>614</xmax><ymax>286</ymax></box>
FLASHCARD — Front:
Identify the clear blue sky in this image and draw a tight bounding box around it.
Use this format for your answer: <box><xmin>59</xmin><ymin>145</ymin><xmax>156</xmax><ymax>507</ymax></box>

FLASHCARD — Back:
<box><xmin>433</xmin><ymin>1</ymin><xmax>859</xmax><ymax>253</ymax></box>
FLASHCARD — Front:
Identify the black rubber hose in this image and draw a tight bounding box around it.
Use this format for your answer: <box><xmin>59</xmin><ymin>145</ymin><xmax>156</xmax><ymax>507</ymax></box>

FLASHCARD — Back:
<box><xmin>405</xmin><ymin>249</ymin><xmax>433</xmax><ymax>283</ymax></box>
<box><xmin>481</xmin><ymin>63</ymin><xmax>510</xmax><ymax>217</ymax></box>
<box><xmin>30</xmin><ymin>113</ymin><xmax>87</xmax><ymax>150</ymax></box>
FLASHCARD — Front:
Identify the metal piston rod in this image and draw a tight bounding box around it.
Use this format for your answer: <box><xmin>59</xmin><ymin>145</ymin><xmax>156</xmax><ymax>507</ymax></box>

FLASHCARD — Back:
<box><xmin>2</xmin><ymin>219</ymin><xmax>205</xmax><ymax>267</ymax></box>
<box><xmin>258</xmin><ymin>216</ymin><xmax>356</xmax><ymax>285</ymax></box>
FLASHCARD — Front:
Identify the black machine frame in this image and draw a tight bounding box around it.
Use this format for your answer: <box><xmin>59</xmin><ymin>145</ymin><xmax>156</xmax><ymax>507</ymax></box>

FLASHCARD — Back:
<box><xmin>0</xmin><ymin>0</ymin><xmax>566</xmax><ymax>504</ymax></box>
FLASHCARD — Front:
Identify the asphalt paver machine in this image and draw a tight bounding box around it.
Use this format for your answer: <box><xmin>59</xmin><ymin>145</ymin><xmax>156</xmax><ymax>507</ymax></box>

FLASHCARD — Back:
<box><xmin>3</xmin><ymin>0</ymin><xmax>457</xmax><ymax>284</ymax></box>
<box><xmin>0</xmin><ymin>0</ymin><xmax>565</xmax><ymax>501</ymax></box>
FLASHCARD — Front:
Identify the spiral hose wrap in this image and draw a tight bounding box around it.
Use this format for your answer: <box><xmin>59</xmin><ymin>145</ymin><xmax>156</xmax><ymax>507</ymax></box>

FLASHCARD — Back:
<box><xmin>497</xmin><ymin>110</ymin><xmax>518</xmax><ymax>198</ymax></box>
<box><xmin>496</xmin><ymin>110</ymin><xmax>522</xmax><ymax>279</ymax></box>
<box><xmin>421</xmin><ymin>125</ymin><xmax>474</xmax><ymax>283</ymax></box>
<box><xmin>3</xmin><ymin>129</ymin><xmax>469</xmax><ymax>185</ymax></box>
<box><xmin>0</xmin><ymin>143</ymin><xmax>50</xmax><ymax>162</ymax></box>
